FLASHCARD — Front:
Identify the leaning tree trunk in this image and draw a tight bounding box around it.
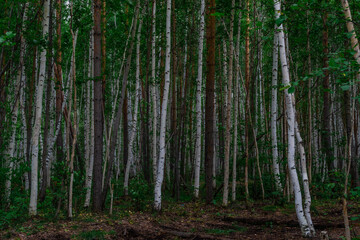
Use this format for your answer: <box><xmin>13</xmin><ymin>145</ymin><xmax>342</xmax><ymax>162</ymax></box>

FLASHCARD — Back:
<box><xmin>274</xmin><ymin>0</ymin><xmax>312</xmax><ymax>237</ymax></box>
<box><xmin>194</xmin><ymin>0</ymin><xmax>205</xmax><ymax>199</ymax></box>
<box><xmin>29</xmin><ymin>0</ymin><xmax>50</xmax><ymax>216</ymax></box>
<box><xmin>154</xmin><ymin>0</ymin><xmax>171</xmax><ymax>211</ymax></box>
<box><xmin>340</xmin><ymin>0</ymin><xmax>360</xmax><ymax>188</ymax></box>
<box><xmin>124</xmin><ymin>15</ymin><xmax>142</xmax><ymax>196</ymax></box>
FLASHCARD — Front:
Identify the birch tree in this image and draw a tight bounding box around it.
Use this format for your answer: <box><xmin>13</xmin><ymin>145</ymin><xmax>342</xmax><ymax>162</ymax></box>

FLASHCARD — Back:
<box><xmin>29</xmin><ymin>0</ymin><xmax>50</xmax><ymax>216</ymax></box>
<box><xmin>274</xmin><ymin>0</ymin><xmax>312</xmax><ymax>236</ymax></box>
<box><xmin>222</xmin><ymin>0</ymin><xmax>235</xmax><ymax>206</ymax></box>
<box><xmin>194</xmin><ymin>0</ymin><xmax>205</xmax><ymax>199</ymax></box>
<box><xmin>124</xmin><ymin>14</ymin><xmax>142</xmax><ymax>196</ymax></box>
<box><xmin>271</xmin><ymin>25</ymin><xmax>282</xmax><ymax>192</ymax></box>
<box><xmin>154</xmin><ymin>0</ymin><xmax>171</xmax><ymax>211</ymax></box>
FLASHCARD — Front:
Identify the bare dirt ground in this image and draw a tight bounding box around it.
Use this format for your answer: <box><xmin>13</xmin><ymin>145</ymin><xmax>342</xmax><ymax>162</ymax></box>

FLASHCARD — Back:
<box><xmin>1</xmin><ymin>200</ymin><xmax>359</xmax><ymax>239</ymax></box>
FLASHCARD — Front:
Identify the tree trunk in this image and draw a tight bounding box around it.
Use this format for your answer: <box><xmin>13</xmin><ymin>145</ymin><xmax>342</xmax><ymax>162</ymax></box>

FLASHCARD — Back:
<box><xmin>29</xmin><ymin>0</ymin><xmax>50</xmax><ymax>216</ymax></box>
<box><xmin>154</xmin><ymin>0</ymin><xmax>171</xmax><ymax>211</ymax></box>
<box><xmin>124</xmin><ymin>15</ymin><xmax>142</xmax><ymax>196</ymax></box>
<box><xmin>321</xmin><ymin>8</ymin><xmax>333</xmax><ymax>174</ymax></box>
<box><xmin>244</xmin><ymin>0</ymin><xmax>250</xmax><ymax>199</ymax></box>
<box><xmin>222</xmin><ymin>0</ymin><xmax>235</xmax><ymax>207</ymax></box>
<box><xmin>84</xmin><ymin>29</ymin><xmax>94</xmax><ymax>208</ymax></box>
<box><xmin>274</xmin><ymin>0</ymin><xmax>311</xmax><ymax>236</ymax></box>
<box><xmin>194</xmin><ymin>0</ymin><xmax>205</xmax><ymax>199</ymax></box>
<box><xmin>93</xmin><ymin>0</ymin><xmax>104</xmax><ymax>212</ymax></box>
<box><xmin>271</xmin><ymin>24</ymin><xmax>282</xmax><ymax>192</ymax></box>
<box><xmin>151</xmin><ymin>0</ymin><xmax>157</xmax><ymax>183</ymax></box>
<box><xmin>40</xmin><ymin>0</ymin><xmax>54</xmax><ymax>202</ymax></box>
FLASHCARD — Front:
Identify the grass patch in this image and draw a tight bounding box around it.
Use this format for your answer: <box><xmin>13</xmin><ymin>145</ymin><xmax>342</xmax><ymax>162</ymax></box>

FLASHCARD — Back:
<box><xmin>77</xmin><ymin>230</ymin><xmax>106</xmax><ymax>240</ymax></box>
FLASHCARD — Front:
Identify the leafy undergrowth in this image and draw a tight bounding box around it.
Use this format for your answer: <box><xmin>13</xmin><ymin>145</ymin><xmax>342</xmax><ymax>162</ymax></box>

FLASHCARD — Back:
<box><xmin>1</xmin><ymin>199</ymin><xmax>360</xmax><ymax>239</ymax></box>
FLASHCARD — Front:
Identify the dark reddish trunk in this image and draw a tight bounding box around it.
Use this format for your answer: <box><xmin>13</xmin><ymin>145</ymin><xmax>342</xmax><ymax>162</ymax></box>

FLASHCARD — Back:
<box><xmin>321</xmin><ymin>10</ymin><xmax>333</xmax><ymax>173</ymax></box>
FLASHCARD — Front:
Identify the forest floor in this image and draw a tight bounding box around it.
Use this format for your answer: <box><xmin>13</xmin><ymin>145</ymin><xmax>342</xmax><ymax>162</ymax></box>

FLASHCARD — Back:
<box><xmin>1</xmin><ymin>199</ymin><xmax>360</xmax><ymax>240</ymax></box>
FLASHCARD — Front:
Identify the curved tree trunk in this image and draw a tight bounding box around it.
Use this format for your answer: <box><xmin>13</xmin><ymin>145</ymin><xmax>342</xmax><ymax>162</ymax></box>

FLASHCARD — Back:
<box><xmin>274</xmin><ymin>0</ymin><xmax>311</xmax><ymax>237</ymax></box>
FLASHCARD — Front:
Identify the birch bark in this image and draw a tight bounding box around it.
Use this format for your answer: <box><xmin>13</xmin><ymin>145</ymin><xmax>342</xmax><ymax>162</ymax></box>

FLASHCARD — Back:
<box><xmin>154</xmin><ymin>0</ymin><xmax>171</xmax><ymax>211</ymax></box>
<box><xmin>29</xmin><ymin>0</ymin><xmax>50</xmax><ymax>215</ymax></box>
<box><xmin>194</xmin><ymin>0</ymin><xmax>205</xmax><ymax>199</ymax></box>
<box><xmin>274</xmin><ymin>0</ymin><xmax>311</xmax><ymax>236</ymax></box>
<box><xmin>271</xmin><ymin>25</ymin><xmax>282</xmax><ymax>191</ymax></box>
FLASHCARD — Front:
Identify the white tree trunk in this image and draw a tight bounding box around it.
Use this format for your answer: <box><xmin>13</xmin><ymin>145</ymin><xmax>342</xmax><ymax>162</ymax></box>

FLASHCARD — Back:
<box><xmin>274</xmin><ymin>0</ymin><xmax>311</xmax><ymax>236</ymax></box>
<box><xmin>340</xmin><ymin>0</ymin><xmax>360</xmax><ymax>65</ymax></box>
<box><xmin>29</xmin><ymin>0</ymin><xmax>50</xmax><ymax>216</ymax></box>
<box><xmin>154</xmin><ymin>0</ymin><xmax>171</xmax><ymax>211</ymax></box>
<box><xmin>68</xmin><ymin>29</ymin><xmax>78</xmax><ymax>219</ymax></box>
<box><xmin>222</xmin><ymin>0</ymin><xmax>235</xmax><ymax>206</ymax></box>
<box><xmin>194</xmin><ymin>0</ymin><xmax>205</xmax><ymax>199</ymax></box>
<box><xmin>271</xmin><ymin>25</ymin><xmax>282</xmax><ymax>192</ymax></box>
<box><xmin>124</xmin><ymin>15</ymin><xmax>142</xmax><ymax>195</ymax></box>
<box><xmin>294</xmin><ymin>117</ymin><xmax>315</xmax><ymax>235</ymax></box>
<box><xmin>151</xmin><ymin>0</ymin><xmax>157</xmax><ymax>183</ymax></box>
<box><xmin>84</xmin><ymin>29</ymin><xmax>94</xmax><ymax>208</ymax></box>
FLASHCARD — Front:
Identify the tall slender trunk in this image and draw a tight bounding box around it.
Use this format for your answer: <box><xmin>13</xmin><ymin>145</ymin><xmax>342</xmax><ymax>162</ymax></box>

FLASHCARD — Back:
<box><xmin>84</xmin><ymin>29</ymin><xmax>94</xmax><ymax>208</ymax></box>
<box><xmin>68</xmin><ymin>28</ymin><xmax>78</xmax><ymax>219</ymax></box>
<box><xmin>274</xmin><ymin>0</ymin><xmax>311</xmax><ymax>236</ymax></box>
<box><xmin>151</xmin><ymin>0</ymin><xmax>157</xmax><ymax>183</ymax></box>
<box><xmin>40</xmin><ymin>0</ymin><xmax>54</xmax><ymax>202</ymax></box>
<box><xmin>321</xmin><ymin>8</ymin><xmax>332</xmax><ymax>174</ymax></box>
<box><xmin>232</xmin><ymin>1</ymin><xmax>241</xmax><ymax>202</ymax></box>
<box><xmin>93</xmin><ymin>0</ymin><xmax>103</xmax><ymax>212</ymax></box>
<box><xmin>29</xmin><ymin>0</ymin><xmax>50</xmax><ymax>216</ymax></box>
<box><xmin>154</xmin><ymin>0</ymin><xmax>171</xmax><ymax>211</ymax></box>
<box><xmin>244</xmin><ymin>0</ymin><xmax>250</xmax><ymax>199</ymax></box>
<box><xmin>194</xmin><ymin>0</ymin><xmax>205</xmax><ymax>199</ymax></box>
<box><xmin>222</xmin><ymin>0</ymin><xmax>235</xmax><ymax>206</ymax></box>
<box><xmin>271</xmin><ymin>25</ymin><xmax>282</xmax><ymax>191</ymax></box>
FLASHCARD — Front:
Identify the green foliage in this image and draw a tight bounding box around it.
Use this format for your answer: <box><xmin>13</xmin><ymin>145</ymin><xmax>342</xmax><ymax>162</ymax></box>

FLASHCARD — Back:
<box><xmin>128</xmin><ymin>177</ymin><xmax>152</xmax><ymax>211</ymax></box>
<box><xmin>77</xmin><ymin>230</ymin><xmax>106</xmax><ymax>240</ymax></box>
<box><xmin>312</xmin><ymin>171</ymin><xmax>346</xmax><ymax>199</ymax></box>
<box><xmin>0</xmin><ymin>194</ymin><xmax>28</xmax><ymax>230</ymax></box>
<box><xmin>0</xmin><ymin>31</ymin><xmax>16</xmax><ymax>46</ymax></box>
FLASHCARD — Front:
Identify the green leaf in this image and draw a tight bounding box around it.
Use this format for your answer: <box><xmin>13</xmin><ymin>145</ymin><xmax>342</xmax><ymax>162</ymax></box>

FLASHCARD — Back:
<box><xmin>341</xmin><ymin>85</ymin><xmax>350</xmax><ymax>91</ymax></box>
<box><xmin>288</xmin><ymin>86</ymin><xmax>295</xmax><ymax>94</ymax></box>
<box><xmin>275</xmin><ymin>15</ymin><xmax>287</xmax><ymax>26</ymax></box>
<box><xmin>279</xmin><ymin>84</ymin><xmax>290</xmax><ymax>91</ymax></box>
<box><xmin>211</xmin><ymin>12</ymin><xmax>224</xmax><ymax>17</ymax></box>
